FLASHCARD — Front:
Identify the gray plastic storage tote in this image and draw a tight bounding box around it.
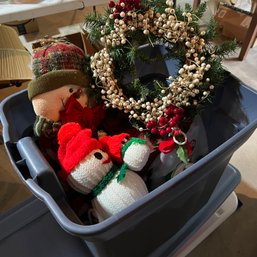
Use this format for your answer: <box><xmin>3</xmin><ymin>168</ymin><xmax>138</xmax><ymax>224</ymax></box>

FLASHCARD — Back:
<box><xmin>0</xmin><ymin>72</ymin><xmax>256</xmax><ymax>257</ymax></box>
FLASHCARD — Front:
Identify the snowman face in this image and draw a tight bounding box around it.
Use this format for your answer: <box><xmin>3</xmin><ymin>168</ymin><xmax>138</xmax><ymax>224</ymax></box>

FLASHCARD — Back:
<box><xmin>67</xmin><ymin>149</ymin><xmax>113</xmax><ymax>194</ymax></box>
<box><xmin>59</xmin><ymin>85</ymin><xmax>88</xmax><ymax>109</ymax></box>
<box><xmin>123</xmin><ymin>142</ymin><xmax>150</xmax><ymax>171</ymax></box>
<box><xmin>64</xmin><ymin>85</ymin><xmax>89</xmax><ymax>108</ymax></box>
<box><xmin>32</xmin><ymin>84</ymin><xmax>88</xmax><ymax>121</ymax></box>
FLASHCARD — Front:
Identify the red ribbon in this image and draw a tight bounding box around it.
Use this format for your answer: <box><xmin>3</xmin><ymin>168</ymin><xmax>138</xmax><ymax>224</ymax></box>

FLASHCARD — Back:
<box><xmin>59</xmin><ymin>95</ymin><xmax>106</xmax><ymax>134</ymax></box>
<box><xmin>159</xmin><ymin>137</ymin><xmax>193</xmax><ymax>155</ymax></box>
<box><xmin>158</xmin><ymin>138</ymin><xmax>176</xmax><ymax>153</ymax></box>
<box><xmin>186</xmin><ymin>141</ymin><xmax>193</xmax><ymax>156</ymax></box>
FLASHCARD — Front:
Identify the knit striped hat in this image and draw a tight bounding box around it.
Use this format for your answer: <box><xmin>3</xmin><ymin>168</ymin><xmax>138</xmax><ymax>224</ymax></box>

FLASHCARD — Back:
<box><xmin>28</xmin><ymin>39</ymin><xmax>89</xmax><ymax>100</ymax></box>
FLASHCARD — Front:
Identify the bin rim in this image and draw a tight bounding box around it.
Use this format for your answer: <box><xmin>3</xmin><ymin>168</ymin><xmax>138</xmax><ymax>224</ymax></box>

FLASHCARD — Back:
<box><xmin>0</xmin><ymin>75</ymin><xmax>256</xmax><ymax>237</ymax></box>
<box><xmin>25</xmin><ymin>162</ymin><xmax>241</xmax><ymax>238</ymax></box>
<box><xmin>0</xmin><ymin>89</ymin><xmax>28</xmax><ymax>144</ymax></box>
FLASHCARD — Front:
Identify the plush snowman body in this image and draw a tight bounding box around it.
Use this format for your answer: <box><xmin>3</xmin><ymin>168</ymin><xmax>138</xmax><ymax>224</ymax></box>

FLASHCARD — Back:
<box><xmin>67</xmin><ymin>148</ymin><xmax>149</xmax><ymax>221</ymax></box>
<box><xmin>58</xmin><ymin>123</ymin><xmax>150</xmax><ymax>221</ymax></box>
<box><xmin>93</xmin><ymin>171</ymin><xmax>148</xmax><ymax>221</ymax></box>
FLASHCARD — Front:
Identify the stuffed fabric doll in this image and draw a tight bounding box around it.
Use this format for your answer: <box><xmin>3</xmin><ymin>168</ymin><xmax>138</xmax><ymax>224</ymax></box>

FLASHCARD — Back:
<box><xmin>27</xmin><ymin>38</ymin><xmax>105</xmax><ymax>139</ymax></box>
<box><xmin>57</xmin><ymin>122</ymin><xmax>150</xmax><ymax>221</ymax></box>
<box><xmin>99</xmin><ymin>133</ymin><xmax>131</xmax><ymax>165</ymax></box>
<box><xmin>99</xmin><ymin>132</ymin><xmax>152</xmax><ymax>173</ymax></box>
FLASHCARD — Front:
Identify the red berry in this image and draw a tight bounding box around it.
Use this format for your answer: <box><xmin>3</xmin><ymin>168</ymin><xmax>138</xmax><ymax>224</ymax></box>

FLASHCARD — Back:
<box><xmin>173</xmin><ymin>129</ymin><xmax>181</xmax><ymax>137</ymax></box>
<box><xmin>113</xmin><ymin>12</ymin><xmax>120</xmax><ymax>18</ymax></box>
<box><xmin>169</xmin><ymin>104</ymin><xmax>176</xmax><ymax>110</ymax></box>
<box><xmin>166</xmin><ymin>127</ymin><xmax>172</xmax><ymax>133</ymax></box>
<box><xmin>158</xmin><ymin>116</ymin><xmax>168</xmax><ymax>127</ymax></box>
<box><xmin>151</xmin><ymin>120</ymin><xmax>157</xmax><ymax>126</ymax></box>
<box><xmin>164</xmin><ymin>108</ymin><xmax>171</xmax><ymax>116</ymax></box>
<box><xmin>146</xmin><ymin>122</ymin><xmax>153</xmax><ymax>129</ymax></box>
<box><xmin>173</xmin><ymin>108</ymin><xmax>184</xmax><ymax>114</ymax></box>
<box><xmin>169</xmin><ymin>120</ymin><xmax>176</xmax><ymax>127</ymax></box>
<box><xmin>173</xmin><ymin>114</ymin><xmax>182</xmax><ymax>122</ymax></box>
<box><xmin>150</xmin><ymin>128</ymin><xmax>158</xmax><ymax>134</ymax></box>
<box><xmin>109</xmin><ymin>1</ymin><xmax>115</xmax><ymax>8</ymax></box>
<box><xmin>116</xmin><ymin>4</ymin><xmax>123</xmax><ymax>11</ymax></box>
<box><xmin>159</xmin><ymin>129</ymin><xmax>167</xmax><ymax>137</ymax></box>
<box><xmin>159</xmin><ymin>116</ymin><xmax>168</xmax><ymax>124</ymax></box>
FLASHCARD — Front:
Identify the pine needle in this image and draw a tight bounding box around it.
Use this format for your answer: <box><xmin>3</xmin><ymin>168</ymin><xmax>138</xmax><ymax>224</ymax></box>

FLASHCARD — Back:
<box><xmin>204</xmin><ymin>18</ymin><xmax>218</xmax><ymax>41</ymax></box>
<box><xmin>193</xmin><ymin>2</ymin><xmax>207</xmax><ymax>19</ymax></box>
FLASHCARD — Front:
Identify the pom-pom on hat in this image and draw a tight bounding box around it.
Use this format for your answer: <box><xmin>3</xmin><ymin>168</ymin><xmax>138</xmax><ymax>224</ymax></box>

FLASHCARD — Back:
<box><xmin>58</xmin><ymin>122</ymin><xmax>101</xmax><ymax>176</ymax></box>
<box><xmin>28</xmin><ymin>37</ymin><xmax>90</xmax><ymax>100</ymax></box>
<box><xmin>99</xmin><ymin>133</ymin><xmax>130</xmax><ymax>165</ymax></box>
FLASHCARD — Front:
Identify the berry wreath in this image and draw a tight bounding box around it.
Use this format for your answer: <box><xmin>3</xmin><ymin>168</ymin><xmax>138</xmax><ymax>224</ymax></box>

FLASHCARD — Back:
<box><xmin>85</xmin><ymin>0</ymin><xmax>236</xmax><ymax>162</ymax></box>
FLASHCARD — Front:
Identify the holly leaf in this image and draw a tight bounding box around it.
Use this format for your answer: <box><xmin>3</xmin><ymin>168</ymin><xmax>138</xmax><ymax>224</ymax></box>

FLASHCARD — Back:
<box><xmin>176</xmin><ymin>146</ymin><xmax>189</xmax><ymax>164</ymax></box>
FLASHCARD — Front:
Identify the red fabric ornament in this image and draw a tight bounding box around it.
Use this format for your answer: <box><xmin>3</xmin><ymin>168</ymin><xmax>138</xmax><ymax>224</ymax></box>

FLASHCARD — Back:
<box><xmin>158</xmin><ymin>137</ymin><xmax>193</xmax><ymax>156</ymax></box>
<box><xmin>158</xmin><ymin>138</ymin><xmax>176</xmax><ymax>154</ymax></box>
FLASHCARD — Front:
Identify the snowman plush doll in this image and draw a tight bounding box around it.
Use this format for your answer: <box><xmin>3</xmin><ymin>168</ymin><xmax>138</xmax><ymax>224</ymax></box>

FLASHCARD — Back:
<box><xmin>27</xmin><ymin>38</ymin><xmax>105</xmax><ymax>139</ymax></box>
<box><xmin>57</xmin><ymin>122</ymin><xmax>150</xmax><ymax>221</ymax></box>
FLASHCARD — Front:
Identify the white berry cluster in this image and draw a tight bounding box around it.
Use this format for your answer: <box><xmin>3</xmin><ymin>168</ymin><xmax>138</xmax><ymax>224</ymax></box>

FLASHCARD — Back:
<box><xmin>90</xmin><ymin>0</ymin><xmax>215</xmax><ymax>130</ymax></box>
<box><xmin>100</xmin><ymin>0</ymin><xmax>192</xmax><ymax>48</ymax></box>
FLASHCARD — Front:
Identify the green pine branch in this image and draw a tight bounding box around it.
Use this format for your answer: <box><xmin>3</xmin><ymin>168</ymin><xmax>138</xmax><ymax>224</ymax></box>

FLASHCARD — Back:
<box><xmin>193</xmin><ymin>1</ymin><xmax>207</xmax><ymax>19</ymax></box>
<box><xmin>83</xmin><ymin>11</ymin><xmax>110</xmax><ymax>44</ymax></box>
<box><xmin>175</xmin><ymin>4</ymin><xmax>185</xmax><ymax>20</ymax></box>
<box><xmin>214</xmin><ymin>40</ymin><xmax>238</xmax><ymax>60</ymax></box>
<box><xmin>185</xmin><ymin>3</ymin><xmax>193</xmax><ymax>13</ymax></box>
<box><xmin>203</xmin><ymin>18</ymin><xmax>218</xmax><ymax>41</ymax></box>
<box><xmin>85</xmin><ymin>0</ymin><xmax>238</xmax><ymax>120</ymax></box>
<box><xmin>141</xmin><ymin>0</ymin><xmax>167</xmax><ymax>12</ymax></box>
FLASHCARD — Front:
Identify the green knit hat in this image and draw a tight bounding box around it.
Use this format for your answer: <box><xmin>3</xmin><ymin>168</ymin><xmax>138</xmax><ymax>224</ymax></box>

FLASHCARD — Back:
<box><xmin>28</xmin><ymin>40</ymin><xmax>90</xmax><ymax>100</ymax></box>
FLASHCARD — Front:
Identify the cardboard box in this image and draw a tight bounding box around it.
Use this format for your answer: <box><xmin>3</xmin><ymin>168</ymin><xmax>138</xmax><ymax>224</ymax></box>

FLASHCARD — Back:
<box><xmin>31</xmin><ymin>32</ymin><xmax>102</xmax><ymax>55</ymax></box>
<box><xmin>65</xmin><ymin>32</ymin><xmax>103</xmax><ymax>55</ymax></box>
<box><xmin>215</xmin><ymin>5</ymin><xmax>252</xmax><ymax>42</ymax></box>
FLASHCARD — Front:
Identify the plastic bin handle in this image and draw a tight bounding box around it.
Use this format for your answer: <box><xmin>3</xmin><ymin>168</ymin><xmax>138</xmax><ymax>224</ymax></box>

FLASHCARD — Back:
<box><xmin>17</xmin><ymin>137</ymin><xmax>64</xmax><ymax>199</ymax></box>
<box><xmin>25</xmin><ymin>178</ymin><xmax>100</xmax><ymax>236</ymax></box>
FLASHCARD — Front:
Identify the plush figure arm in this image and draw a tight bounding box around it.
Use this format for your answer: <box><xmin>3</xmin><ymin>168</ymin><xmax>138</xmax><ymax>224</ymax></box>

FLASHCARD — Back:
<box><xmin>122</xmin><ymin>137</ymin><xmax>151</xmax><ymax>171</ymax></box>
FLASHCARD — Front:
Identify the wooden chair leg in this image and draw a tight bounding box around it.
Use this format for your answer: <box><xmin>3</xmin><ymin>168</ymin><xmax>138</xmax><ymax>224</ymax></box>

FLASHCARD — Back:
<box><xmin>239</xmin><ymin>4</ymin><xmax>257</xmax><ymax>60</ymax></box>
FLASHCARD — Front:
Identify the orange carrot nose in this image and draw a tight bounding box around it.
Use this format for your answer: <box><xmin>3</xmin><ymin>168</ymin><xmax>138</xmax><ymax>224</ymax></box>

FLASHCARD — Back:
<box><xmin>102</xmin><ymin>157</ymin><xmax>111</xmax><ymax>164</ymax></box>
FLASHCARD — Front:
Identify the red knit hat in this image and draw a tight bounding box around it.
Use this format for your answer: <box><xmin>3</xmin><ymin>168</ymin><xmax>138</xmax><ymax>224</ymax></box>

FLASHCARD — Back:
<box><xmin>58</xmin><ymin>122</ymin><xmax>101</xmax><ymax>176</ymax></box>
<box><xmin>99</xmin><ymin>133</ymin><xmax>130</xmax><ymax>165</ymax></box>
<box><xmin>28</xmin><ymin>39</ymin><xmax>89</xmax><ymax>100</ymax></box>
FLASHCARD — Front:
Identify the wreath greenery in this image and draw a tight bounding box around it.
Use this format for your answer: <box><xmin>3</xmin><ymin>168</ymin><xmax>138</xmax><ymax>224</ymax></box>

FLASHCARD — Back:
<box><xmin>84</xmin><ymin>0</ymin><xmax>236</xmax><ymax>162</ymax></box>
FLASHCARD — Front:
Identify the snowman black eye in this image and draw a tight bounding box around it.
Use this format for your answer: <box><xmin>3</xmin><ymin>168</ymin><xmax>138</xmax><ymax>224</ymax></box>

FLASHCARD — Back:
<box><xmin>94</xmin><ymin>152</ymin><xmax>103</xmax><ymax>160</ymax></box>
<box><xmin>69</xmin><ymin>88</ymin><xmax>73</xmax><ymax>93</ymax></box>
